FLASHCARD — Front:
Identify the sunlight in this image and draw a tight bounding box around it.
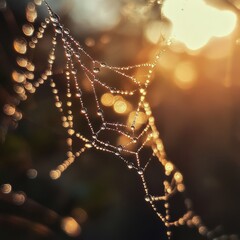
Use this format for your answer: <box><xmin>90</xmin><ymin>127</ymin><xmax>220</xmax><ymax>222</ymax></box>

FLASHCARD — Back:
<box><xmin>162</xmin><ymin>0</ymin><xmax>237</xmax><ymax>50</ymax></box>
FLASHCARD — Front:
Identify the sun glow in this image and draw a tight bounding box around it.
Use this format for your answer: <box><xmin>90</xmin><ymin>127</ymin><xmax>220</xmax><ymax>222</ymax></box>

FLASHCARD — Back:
<box><xmin>163</xmin><ymin>0</ymin><xmax>237</xmax><ymax>50</ymax></box>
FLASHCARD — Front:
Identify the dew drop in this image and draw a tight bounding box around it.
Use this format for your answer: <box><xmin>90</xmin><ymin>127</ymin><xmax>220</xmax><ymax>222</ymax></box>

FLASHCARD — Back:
<box><xmin>117</xmin><ymin>145</ymin><xmax>123</xmax><ymax>152</ymax></box>
<box><xmin>71</xmin><ymin>69</ymin><xmax>77</xmax><ymax>74</ymax></box>
<box><xmin>97</xmin><ymin>109</ymin><xmax>103</xmax><ymax>116</ymax></box>
<box><xmin>145</xmin><ymin>194</ymin><xmax>152</xmax><ymax>202</ymax></box>
<box><xmin>22</xmin><ymin>23</ymin><xmax>34</xmax><ymax>36</ymax></box>
<box><xmin>127</xmin><ymin>163</ymin><xmax>134</xmax><ymax>169</ymax></box>
<box><xmin>1</xmin><ymin>184</ymin><xmax>12</xmax><ymax>194</ymax></box>
<box><xmin>93</xmin><ymin>67</ymin><xmax>100</xmax><ymax>74</ymax></box>
<box><xmin>101</xmin><ymin>122</ymin><xmax>107</xmax><ymax>130</ymax></box>
<box><xmin>137</xmin><ymin>168</ymin><xmax>144</xmax><ymax>175</ymax></box>
<box><xmin>29</xmin><ymin>42</ymin><xmax>35</xmax><ymax>49</ymax></box>
<box><xmin>133</xmin><ymin>138</ymin><xmax>138</xmax><ymax>144</ymax></box>
<box><xmin>76</xmin><ymin>92</ymin><xmax>81</xmax><ymax>98</ymax></box>
<box><xmin>52</xmin><ymin>39</ymin><xmax>57</xmax><ymax>45</ymax></box>
<box><xmin>39</xmin><ymin>27</ymin><xmax>44</xmax><ymax>33</ymax></box>
<box><xmin>81</xmin><ymin>108</ymin><xmax>87</xmax><ymax>114</ymax></box>
<box><xmin>100</xmin><ymin>62</ymin><xmax>107</xmax><ymax>67</ymax></box>
<box><xmin>55</xmin><ymin>26</ymin><xmax>63</xmax><ymax>34</ymax></box>
<box><xmin>50</xmin><ymin>170</ymin><xmax>61</xmax><ymax>180</ymax></box>
<box><xmin>66</xmin><ymin>50</ymin><xmax>72</xmax><ymax>57</ymax></box>
<box><xmin>85</xmin><ymin>142</ymin><xmax>93</xmax><ymax>148</ymax></box>
<box><xmin>32</xmin><ymin>37</ymin><xmax>38</xmax><ymax>43</ymax></box>
<box><xmin>50</xmin><ymin>13</ymin><xmax>60</xmax><ymax>23</ymax></box>
<box><xmin>45</xmin><ymin>18</ymin><xmax>50</xmax><ymax>23</ymax></box>
<box><xmin>63</xmin><ymin>28</ymin><xmax>70</xmax><ymax>34</ymax></box>
<box><xmin>34</xmin><ymin>0</ymin><xmax>42</xmax><ymax>6</ymax></box>
<box><xmin>41</xmin><ymin>22</ymin><xmax>47</xmax><ymax>28</ymax></box>
<box><xmin>13</xmin><ymin>38</ymin><xmax>27</xmax><ymax>54</ymax></box>
<box><xmin>109</xmin><ymin>87</ymin><xmax>115</xmax><ymax>93</ymax></box>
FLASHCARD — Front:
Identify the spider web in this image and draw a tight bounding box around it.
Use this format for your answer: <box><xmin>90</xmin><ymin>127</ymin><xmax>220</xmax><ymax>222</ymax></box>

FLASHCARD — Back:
<box><xmin>6</xmin><ymin>0</ymin><xmax>238</xmax><ymax>239</ymax></box>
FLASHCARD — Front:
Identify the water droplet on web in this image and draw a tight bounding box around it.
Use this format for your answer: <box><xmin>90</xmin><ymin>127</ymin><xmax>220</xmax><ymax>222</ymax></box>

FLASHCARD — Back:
<box><xmin>145</xmin><ymin>194</ymin><xmax>152</xmax><ymax>202</ymax></box>
<box><xmin>55</xmin><ymin>26</ymin><xmax>62</xmax><ymax>34</ymax></box>
<box><xmin>32</xmin><ymin>37</ymin><xmax>38</xmax><ymax>44</ymax></box>
<box><xmin>22</xmin><ymin>23</ymin><xmax>34</xmax><ymax>36</ymax></box>
<box><xmin>49</xmin><ymin>54</ymin><xmax>55</xmax><ymax>60</ymax></box>
<box><xmin>71</xmin><ymin>69</ymin><xmax>77</xmax><ymax>74</ymax></box>
<box><xmin>34</xmin><ymin>0</ymin><xmax>42</xmax><ymax>6</ymax></box>
<box><xmin>117</xmin><ymin>145</ymin><xmax>123</xmax><ymax>152</ymax></box>
<box><xmin>85</xmin><ymin>142</ymin><xmax>93</xmax><ymax>148</ymax></box>
<box><xmin>101</xmin><ymin>122</ymin><xmax>107</xmax><ymax>130</ymax></box>
<box><xmin>76</xmin><ymin>52</ymin><xmax>81</xmax><ymax>59</ymax></box>
<box><xmin>63</xmin><ymin>28</ymin><xmax>70</xmax><ymax>35</ymax></box>
<box><xmin>93</xmin><ymin>67</ymin><xmax>100</xmax><ymax>74</ymax></box>
<box><xmin>133</xmin><ymin>137</ymin><xmax>137</xmax><ymax>143</ymax></box>
<box><xmin>66</xmin><ymin>50</ymin><xmax>72</xmax><ymax>58</ymax></box>
<box><xmin>52</xmin><ymin>39</ymin><xmax>57</xmax><ymax>45</ymax></box>
<box><xmin>110</xmin><ymin>87</ymin><xmax>117</xmax><ymax>93</ymax></box>
<box><xmin>97</xmin><ymin>109</ymin><xmax>103</xmax><ymax>116</ymax></box>
<box><xmin>29</xmin><ymin>41</ymin><xmax>36</xmax><ymax>49</ymax></box>
<box><xmin>137</xmin><ymin>168</ymin><xmax>144</xmax><ymax>175</ymax></box>
<box><xmin>81</xmin><ymin>108</ymin><xmax>87</xmax><ymax>114</ymax></box>
<box><xmin>50</xmin><ymin>13</ymin><xmax>60</xmax><ymax>23</ymax></box>
<box><xmin>13</xmin><ymin>38</ymin><xmax>27</xmax><ymax>54</ymax></box>
<box><xmin>100</xmin><ymin>62</ymin><xmax>106</xmax><ymax>67</ymax></box>
<box><xmin>76</xmin><ymin>90</ymin><xmax>82</xmax><ymax>98</ymax></box>
<box><xmin>45</xmin><ymin>18</ymin><xmax>50</xmax><ymax>24</ymax></box>
<box><xmin>127</xmin><ymin>163</ymin><xmax>134</xmax><ymax>169</ymax></box>
<box><xmin>41</xmin><ymin>22</ymin><xmax>47</xmax><ymax>28</ymax></box>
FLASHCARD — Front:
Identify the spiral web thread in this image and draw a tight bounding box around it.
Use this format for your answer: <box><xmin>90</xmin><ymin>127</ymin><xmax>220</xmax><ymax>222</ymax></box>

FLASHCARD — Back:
<box><xmin>8</xmin><ymin>0</ymin><xmax>238</xmax><ymax>239</ymax></box>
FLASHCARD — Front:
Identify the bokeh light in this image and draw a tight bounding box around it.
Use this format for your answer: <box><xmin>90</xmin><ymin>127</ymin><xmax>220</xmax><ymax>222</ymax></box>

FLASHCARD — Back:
<box><xmin>13</xmin><ymin>192</ymin><xmax>26</xmax><ymax>205</ymax></box>
<box><xmin>22</xmin><ymin>23</ymin><xmax>34</xmax><ymax>36</ymax></box>
<box><xmin>61</xmin><ymin>217</ymin><xmax>81</xmax><ymax>237</ymax></box>
<box><xmin>26</xmin><ymin>2</ymin><xmax>37</xmax><ymax>22</ymax></box>
<box><xmin>101</xmin><ymin>93</ymin><xmax>114</xmax><ymax>107</ymax></box>
<box><xmin>163</xmin><ymin>0</ymin><xmax>237</xmax><ymax>50</ymax></box>
<box><xmin>13</xmin><ymin>38</ymin><xmax>27</xmax><ymax>54</ymax></box>
<box><xmin>114</xmin><ymin>99</ymin><xmax>128</xmax><ymax>114</ymax></box>
<box><xmin>1</xmin><ymin>184</ymin><xmax>12</xmax><ymax>194</ymax></box>
<box><xmin>174</xmin><ymin>61</ymin><xmax>197</xmax><ymax>89</ymax></box>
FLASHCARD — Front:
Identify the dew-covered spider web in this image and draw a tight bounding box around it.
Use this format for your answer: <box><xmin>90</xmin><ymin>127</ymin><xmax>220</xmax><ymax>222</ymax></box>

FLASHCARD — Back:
<box><xmin>4</xmin><ymin>0</ymin><xmax>239</xmax><ymax>239</ymax></box>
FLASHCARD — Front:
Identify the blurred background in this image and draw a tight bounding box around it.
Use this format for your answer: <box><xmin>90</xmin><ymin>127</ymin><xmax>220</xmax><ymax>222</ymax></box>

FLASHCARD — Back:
<box><xmin>0</xmin><ymin>0</ymin><xmax>240</xmax><ymax>239</ymax></box>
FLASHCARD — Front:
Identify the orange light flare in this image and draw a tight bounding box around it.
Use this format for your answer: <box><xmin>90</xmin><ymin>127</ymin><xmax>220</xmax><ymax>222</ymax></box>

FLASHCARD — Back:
<box><xmin>101</xmin><ymin>93</ymin><xmax>132</xmax><ymax>115</ymax></box>
<box><xmin>162</xmin><ymin>0</ymin><xmax>238</xmax><ymax>51</ymax></box>
<box><xmin>61</xmin><ymin>217</ymin><xmax>81</xmax><ymax>237</ymax></box>
<box><xmin>147</xmin><ymin>0</ymin><xmax>240</xmax><ymax>91</ymax></box>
